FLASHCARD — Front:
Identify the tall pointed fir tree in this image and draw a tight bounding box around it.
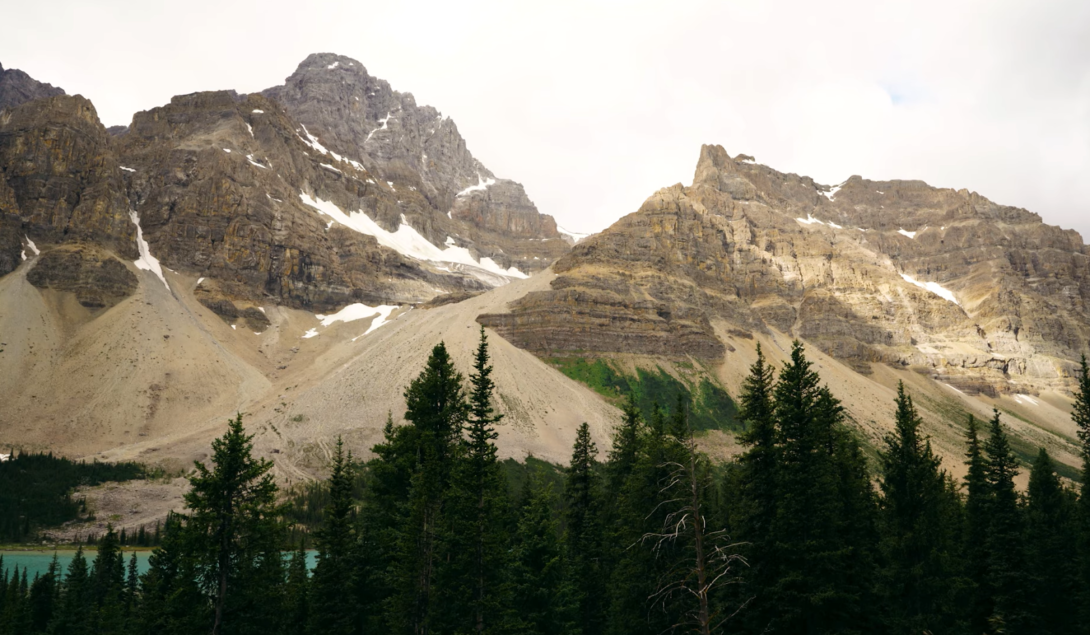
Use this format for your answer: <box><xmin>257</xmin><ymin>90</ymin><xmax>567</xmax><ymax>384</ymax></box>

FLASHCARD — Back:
<box><xmin>390</xmin><ymin>342</ymin><xmax>468</xmax><ymax>635</ymax></box>
<box><xmin>50</xmin><ymin>546</ymin><xmax>91</xmax><ymax>635</ymax></box>
<box><xmin>766</xmin><ymin>341</ymin><xmax>876</xmax><ymax>634</ymax></box>
<box><xmin>731</xmin><ymin>344</ymin><xmax>777</xmax><ymax>631</ymax></box>
<box><xmin>1074</xmin><ymin>354</ymin><xmax>1090</xmax><ymax>623</ymax></box>
<box><xmin>90</xmin><ymin>526</ymin><xmax>126</xmax><ymax>634</ymax></box>
<box><xmin>1025</xmin><ymin>448</ymin><xmax>1080</xmax><ymax>635</ymax></box>
<box><xmin>876</xmin><ymin>382</ymin><xmax>963</xmax><ymax>634</ymax></box>
<box><xmin>564</xmin><ymin>421</ymin><xmax>605</xmax><ymax>634</ymax></box>
<box><xmin>136</xmin><ymin>512</ymin><xmax>208</xmax><ymax>635</ymax></box>
<box><xmin>982</xmin><ymin>409</ymin><xmax>1029</xmax><ymax>634</ymax></box>
<box><xmin>309</xmin><ymin>438</ymin><xmax>357</xmax><ymax>635</ymax></box>
<box><xmin>432</xmin><ymin>328</ymin><xmax>513</xmax><ymax>634</ymax></box>
<box><xmin>512</xmin><ymin>474</ymin><xmax>579</xmax><ymax>635</ymax></box>
<box><xmin>185</xmin><ymin>413</ymin><xmax>283</xmax><ymax>635</ymax></box>
<box><xmin>283</xmin><ymin>543</ymin><xmax>310</xmax><ymax>635</ymax></box>
<box><xmin>963</xmin><ymin>415</ymin><xmax>993</xmax><ymax>633</ymax></box>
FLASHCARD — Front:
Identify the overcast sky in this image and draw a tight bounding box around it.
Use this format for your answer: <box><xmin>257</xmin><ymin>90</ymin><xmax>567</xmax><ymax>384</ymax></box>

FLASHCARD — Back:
<box><xmin>5</xmin><ymin>0</ymin><xmax>1089</xmax><ymax>238</ymax></box>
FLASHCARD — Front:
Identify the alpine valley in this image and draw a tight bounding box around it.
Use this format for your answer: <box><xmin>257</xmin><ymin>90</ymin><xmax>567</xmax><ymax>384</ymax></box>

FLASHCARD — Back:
<box><xmin>1</xmin><ymin>53</ymin><xmax>1087</xmax><ymax>490</ymax></box>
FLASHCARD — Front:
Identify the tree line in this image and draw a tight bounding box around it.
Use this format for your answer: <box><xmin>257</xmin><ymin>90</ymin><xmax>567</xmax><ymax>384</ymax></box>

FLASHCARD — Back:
<box><xmin>3</xmin><ymin>331</ymin><xmax>1090</xmax><ymax>634</ymax></box>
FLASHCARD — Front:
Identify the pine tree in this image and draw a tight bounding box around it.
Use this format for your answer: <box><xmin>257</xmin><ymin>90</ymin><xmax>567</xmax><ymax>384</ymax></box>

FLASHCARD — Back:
<box><xmin>51</xmin><ymin>546</ymin><xmax>91</xmax><ymax>635</ymax></box>
<box><xmin>765</xmin><ymin>341</ymin><xmax>875</xmax><ymax>634</ymax></box>
<box><xmin>564</xmin><ymin>422</ymin><xmax>605</xmax><ymax>634</ymax></box>
<box><xmin>283</xmin><ymin>544</ymin><xmax>309</xmax><ymax>635</ymax></box>
<box><xmin>1074</xmin><ymin>354</ymin><xmax>1090</xmax><ymax>624</ymax></box>
<box><xmin>432</xmin><ymin>328</ymin><xmax>512</xmax><ymax>634</ymax></box>
<box><xmin>963</xmin><ymin>414</ymin><xmax>992</xmax><ymax>633</ymax></box>
<box><xmin>1025</xmin><ymin>448</ymin><xmax>1081</xmax><ymax>635</ymax></box>
<box><xmin>27</xmin><ymin>554</ymin><xmax>58</xmax><ymax>633</ymax></box>
<box><xmin>512</xmin><ymin>474</ymin><xmax>579</xmax><ymax>635</ymax></box>
<box><xmin>390</xmin><ymin>342</ymin><xmax>468</xmax><ymax>635</ymax></box>
<box><xmin>137</xmin><ymin>512</ymin><xmax>209</xmax><ymax>635</ymax></box>
<box><xmin>731</xmin><ymin>344</ymin><xmax>777</xmax><ymax>630</ymax></box>
<box><xmin>309</xmin><ymin>438</ymin><xmax>358</xmax><ymax>635</ymax></box>
<box><xmin>185</xmin><ymin>413</ymin><xmax>283</xmax><ymax>635</ymax></box>
<box><xmin>983</xmin><ymin>409</ymin><xmax>1029</xmax><ymax>633</ymax></box>
<box><xmin>876</xmin><ymin>382</ymin><xmax>963</xmax><ymax>634</ymax></box>
<box><xmin>90</xmin><ymin>526</ymin><xmax>126</xmax><ymax>634</ymax></box>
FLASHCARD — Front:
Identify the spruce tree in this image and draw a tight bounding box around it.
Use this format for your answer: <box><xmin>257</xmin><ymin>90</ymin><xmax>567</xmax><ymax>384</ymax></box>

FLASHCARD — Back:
<box><xmin>1025</xmin><ymin>448</ymin><xmax>1080</xmax><ymax>635</ymax></box>
<box><xmin>1074</xmin><ymin>354</ymin><xmax>1090</xmax><ymax>624</ymax></box>
<box><xmin>309</xmin><ymin>438</ymin><xmax>357</xmax><ymax>635</ymax></box>
<box><xmin>876</xmin><ymin>382</ymin><xmax>962</xmax><ymax>634</ymax></box>
<box><xmin>512</xmin><ymin>474</ymin><xmax>579</xmax><ymax>635</ymax></box>
<box><xmin>283</xmin><ymin>543</ymin><xmax>309</xmax><ymax>635</ymax></box>
<box><xmin>963</xmin><ymin>414</ymin><xmax>992</xmax><ymax>633</ymax></box>
<box><xmin>982</xmin><ymin>409</ymin><xmax>1029</xmax><ymax>633</ymax></box>
<box><xmin>27</xmin><ymin>554</ymin><xmax>58</xmax><ymax>632</ymax></box>
<box><xmin>90</xmin><ymin>527</ymin><xmax>126</xmax><ymax>634</ymax></box>
<box><xmin>564</xmin><ymin>422</ymin><xmax>604</xmax><ymax>634</ymax></box>
<box><xmin>136</xmin><ymin>512</ymin><xmax>209</xmax><ymax>635</ymax></box>
<box><xmin>731</xmin><ymin>344</ymin><xmax>777</xmax><ymax>631</ymax></box>
<box><xmin>51</xmin><ymin>547</ymin><xmax>91</xmax><ymax>635</ymax></box>
<box><xmin>185</xmin><ymin>413</ymin><xmax>283</xmax><ymax>635</ymax></box>
<box><xmin>390</xmin><ymin>342</ymin><xmax>468</xmax><ymax>634</ymax></box>
<box><xmin>432</xmin><ymin>328</ymin><xmax>512</xmax><ymax>634</ymax></box>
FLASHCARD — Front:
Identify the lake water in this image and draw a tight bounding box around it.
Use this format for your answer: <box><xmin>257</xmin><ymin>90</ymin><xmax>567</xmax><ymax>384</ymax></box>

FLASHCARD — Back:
<box><xmin>0</xmin><ymin>550</ymin><xmax>318</xmax><ymax>580</ymax></box>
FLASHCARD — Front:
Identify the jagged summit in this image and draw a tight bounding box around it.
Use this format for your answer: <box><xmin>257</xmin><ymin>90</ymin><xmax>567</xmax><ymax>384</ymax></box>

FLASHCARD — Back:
<box><xmin>0</xmin><ymin>62</ymin><xmax>66</xmax><ymax>111</ymax></box>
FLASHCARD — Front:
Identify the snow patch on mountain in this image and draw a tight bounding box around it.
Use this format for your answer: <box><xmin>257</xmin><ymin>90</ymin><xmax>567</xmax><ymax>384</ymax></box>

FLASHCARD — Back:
<box><xmin>298</xmin><ymin>193</ymin><xmax>527</xmax><ymax>283</ymax></box>
<box><xmin>900</xmin><ymin>273</ymin><xmax>959</xmax><ymax>306</ymax></box>
<box><xmin>128</xmin><ymin>211</ymin><xmax>170</xmax><ymax>289</ymax></box>
<box><xmin>457</xmin><ymin>173</ymin><xmax>496</xmax><ymax>197</ymax></box>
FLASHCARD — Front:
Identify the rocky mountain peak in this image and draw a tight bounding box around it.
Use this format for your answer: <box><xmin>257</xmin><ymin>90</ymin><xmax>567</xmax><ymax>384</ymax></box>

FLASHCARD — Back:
<box><xmin>0</xmin><ymin>63</ymin><xmax>66</xmax><ymax>111</ymax></box>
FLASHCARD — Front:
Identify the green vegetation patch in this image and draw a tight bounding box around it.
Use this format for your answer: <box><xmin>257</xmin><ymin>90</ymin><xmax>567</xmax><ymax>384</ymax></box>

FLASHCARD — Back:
<box><xmin>0</xmin><ymin>452</ymin><xmax>145</xmax><ymax>542</ymax></box>
<box><xmin>546</xmin><ymin>357</ymin><xmax>740</xmax><ymax>432</ymax></box>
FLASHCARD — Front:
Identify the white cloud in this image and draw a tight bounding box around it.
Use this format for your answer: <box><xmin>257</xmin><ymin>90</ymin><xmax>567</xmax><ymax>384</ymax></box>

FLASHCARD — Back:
<box><xmin>5</xmin><ymin>0</ymin><xmax>1088</xmax><ymax>241</ymax></box>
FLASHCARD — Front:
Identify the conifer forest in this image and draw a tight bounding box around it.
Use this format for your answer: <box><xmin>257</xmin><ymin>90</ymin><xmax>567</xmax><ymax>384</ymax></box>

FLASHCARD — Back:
<box><xmin>4</xmin><ymin>329</ymin><xmax>1090</xmax><ymax>635</ymax></box>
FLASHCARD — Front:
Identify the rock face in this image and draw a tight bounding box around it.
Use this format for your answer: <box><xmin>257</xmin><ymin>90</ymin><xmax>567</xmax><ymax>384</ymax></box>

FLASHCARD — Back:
<box><xmin>0</xmin><ymin>95</ymin><xmax>138</xmax><ymax>278</ymax></box>
<box><xmin>0</xmin><ymin>57</ymin><xmax>570</xmax><ymax>313</ymax></box>
<box><xmin>0</xmin><ymin>62</ymin><xmax>65</xmax><ymax>111</ymax></box>
<box><xmin>263</xmin><ymin>53</ymin><xmax>567</xmax><ymax>273</ymax></box>
<box><xmin>26</xmin><ymin>244</ymin><xmax>137</xmax><ymax>308</ymax></box>
<box><xmin>483</xmin><ymin>144</ymin><xmax>1090</xmax><ymax>396</ymax></box>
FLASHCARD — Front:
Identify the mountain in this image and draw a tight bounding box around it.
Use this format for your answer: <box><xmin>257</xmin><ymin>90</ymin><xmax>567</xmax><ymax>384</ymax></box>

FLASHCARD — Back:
<box><xmin>1</xmin><ymin>56</ymin><xmax>1086</xmax><ymax>484</ymax></box>
<box><xmin>0</xmin><ymin>62</ymin><xmax>65</xmax><ymax>111</ymax></box>
<box><xmin>481</xmin><ymin>144</ymin><xmax>1089</xmax><ymax>474</ymax></box>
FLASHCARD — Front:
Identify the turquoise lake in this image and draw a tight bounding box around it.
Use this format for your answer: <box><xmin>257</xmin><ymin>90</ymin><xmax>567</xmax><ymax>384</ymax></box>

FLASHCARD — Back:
<box><xmin>0</xmin><ymin>550</ymin><xmax>318</xmax><ymax>580</ymax></box>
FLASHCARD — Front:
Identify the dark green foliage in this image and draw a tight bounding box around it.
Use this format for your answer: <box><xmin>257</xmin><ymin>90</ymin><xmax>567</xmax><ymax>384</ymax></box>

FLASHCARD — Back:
<box><xmin>1075</xmin><ymin>354</ymin><xmax>1090</xmax><ymax>625</ymax></box>
<box><xmin>432</xmin><ymin>329</ymin><xmax>514</xmax><ymax>634</ymax></box>
<box><xmin>564</xmin><ymin>422</ymin><xmax>605</xmax><ymax>634</ymax></box>
<box><xmin>308</xmin><ymin>438</ymin><xmax>357</xmax><ymax>635</ymax></box>
<box><xmin>0</xmin><ymin>452</ymin><xmax>144</xmax><ymax>542</ymax></box>
<box><xmin>511</xmin><ymin>475</ymin><xmax>578</xmax><ymax>635</ymax></box>
<box><xmin>982</xmin><ymin>409</ymin><xmax>1030</xmax><ymax>633</ymax></box>
<box><xmin>963</xmin><ymin>414</ymin><xmax>993</xmax><ymax>634</ymax></box>
<box><xmin>1025</xmin><ymin>448</ymin><xmax>1081</xmax><ymax>635</ymax></box>
<box><xmin>876</xmin><ymin>382</ymin><xmax>964</xmax><ymax>634</ymax></box>
<box><xmin>183</xmin><ymin>413</ymin><xmax>284</xmax><ymax>635</ymax></box>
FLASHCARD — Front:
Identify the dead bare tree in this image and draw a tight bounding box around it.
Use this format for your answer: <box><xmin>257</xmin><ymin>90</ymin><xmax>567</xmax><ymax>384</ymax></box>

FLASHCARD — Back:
<box><xmin>643</xmin><ymin>421</ymin><xmax>750</xmax><ymax>635</ymax></box>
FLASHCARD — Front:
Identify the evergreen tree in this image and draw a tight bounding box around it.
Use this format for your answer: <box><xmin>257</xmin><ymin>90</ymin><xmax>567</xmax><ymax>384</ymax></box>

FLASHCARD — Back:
<box><xmin>876</xmin><ymin>382</ymin><xmax>963</xmax><ymax>634</ymax></box>
<box><xmin>963</xmin><ymin>414</ymin><xmax>992</xmax><ymax>633</ymax></box>
<box><xmin>512</xmin><ymin>474</ymin><xmax>579</xmax><ymax>635</ymax></box>
<box><xmin>185</xmin><ymin>413</ymin><xmax>283</xmax><ymax>635</ymax></box>
<box><xmin>432</xmin><ymin>328</ymin><xmax>512</xmax><ymax>634</ymax></box>
<box><xmin>309</xmin><ymin>438</ymin><xmax>358</xmax><ymax>635</ymax></box>
<box><xmin>50</xmin><ymin>547</ymin><xmax>91</xmax><ymax>635</ymax></box>
<box><xmin>982</xmin><ymin>409</ymin><xmax>1029</xmax><ymax>634</ymax></box>
<box><xmin>27</xmin><ymin>555</ymin><xmax>58</xmax><ymax>633</ymax></box>
<box><xmin>731</xmin><ymin>344</ymin><xmax>777</xmax><ymax>630</ymax></box>
<box><xmin>766</xmin><ymin>341</ymin><xmax>874</xmax><ymax>634</ymax></box>
<box><xmin>136</xmin><ymin>512</ymin><xmax>209</xmax><ymax>635</ymax></box>
<box><xmin>283</xmin><ymin>544</ymin><xmax>309</xmax><ymax>635</ymax></box>
<box><xmin>390</xmin><ymin>342</ymin><xmax>468</xmax><ymax>635</ymax></box>
<box><xmin>90</xmin><ymin>527</ymin><xmax>126</xmax><ymax>634</ymax></box>
<box><xmin>1074</xmin><ymin>354</ymin><xmax>1090</xmax><ymax>623</ymax></box>
<box><xmin>564</xmin><ymin>422</ymin><xmax>605</xmax><ymax>634</ymax></box>
<box><xmin>1025</xmin><ymin>448</ymin><xmax>1081</xmax><ymax>635</ymax></box>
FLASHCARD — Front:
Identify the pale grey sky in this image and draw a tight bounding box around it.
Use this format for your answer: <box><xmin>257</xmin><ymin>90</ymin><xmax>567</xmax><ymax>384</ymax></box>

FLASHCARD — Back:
<box><xmin>5</xmin><ymin>0</ymin><xmax>1089</xmax><ymax>239</ymax></box>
